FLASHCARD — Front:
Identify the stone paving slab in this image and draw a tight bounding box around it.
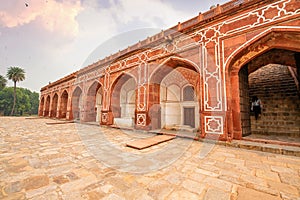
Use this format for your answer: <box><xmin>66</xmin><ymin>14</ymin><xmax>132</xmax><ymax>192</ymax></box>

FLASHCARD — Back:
<box><xmin>126</xmin><ymin>135</ymin><xmax>176</xmax><ymax>150</ymax></box>
<box><xmin>0</xmin><ymin>117</ymin><xmax>300</xmax><ymax>200</ymax></box>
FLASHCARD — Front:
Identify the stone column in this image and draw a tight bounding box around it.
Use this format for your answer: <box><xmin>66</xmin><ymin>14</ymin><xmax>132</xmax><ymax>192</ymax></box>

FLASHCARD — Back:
<box><xmin>147</xmin><ymin>83</ymin><xmax>161</xmax><ymax>130</ymax></box>
<box><xmin>56</xmin><ymin>95</ymin><xmax>61</xmax><ymax>118</ymax></box>
<box><xmin>230</xmin><ymin>71</ymin><xmax>242</xmax><ymax>139</ymax></box>
<box><xmin>48</xmin><ymin>96</ymin><xmax>53</xmax><ymax>118</ymax></box>
<box><xmin>135</xmin><ymin>85</ymin><xmax>149</xmax><ymax>130</ymax></box>
<box><xmin>66</xmin><ymin>95</ymin><xmax>72</xmax><ymax>120</ymax></box>
<box><xmin>38</xmin><ymin>97</ymin><xmax>45</xmax><ymax>117</ymax></box>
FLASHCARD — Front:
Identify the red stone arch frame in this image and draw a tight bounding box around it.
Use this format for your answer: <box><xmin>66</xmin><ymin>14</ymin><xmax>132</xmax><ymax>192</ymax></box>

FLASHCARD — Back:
<box><xmin>103</xmin><ymin>71</ymin><xmax>138</xmax><ymax>126</ymax></box>
<box><xmin>225</xmin><ymin>28</ymin><xmax>300</xmax><ymax>139</ymax></box>
<box><xmin>59</xmin><ymin>90</ymin><xmax>69</xmax><ymax>119</ymax></box>
<box><xmin>44</xmin><ymin>95</ymin><xmax>51</xmax><ymax>117</ymax></box>
<box><xmin>147</xmin><ymin>56</ymin><xmax>202</xmax><ymax>131</ymax></box>
<box><xmin>83</xmin><ymin>80</ymin><xmax>103</xmax><ymax>122</ymax></box>
<box><xmin>39</xmin><ymin>96</ymin><xmax>45</xmax><ymax>116</ymax></box>
<box><xmin>70</xmin><ymin>86</ymin><xmax>83</xmax><ymax>121</ymax></box>
<box><xmin>50</xmin><ymin>93</ymin><xmax>59</xmax><ymax>118</ymax></box>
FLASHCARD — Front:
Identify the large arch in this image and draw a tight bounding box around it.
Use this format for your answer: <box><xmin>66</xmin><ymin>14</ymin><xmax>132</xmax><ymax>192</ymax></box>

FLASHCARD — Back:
<box><xmin>71</xmin><ymin>86</ymin><xmax>83</xmax><ymax>121</ymax></box>
<box><xmin>226</xmin><ymin>29</ymin><xmax>300</xmax><ymax>140</ymax></box>
<box><xmin>50</xmin><ymin>93</ymin><xmax>58</xmax><ymax>118</ymax></box>
<box><xmin>44</xmin><ymin>95</ymin><xmax>51</xmax><ymax>117</ymax></box>
<box><xmin>149</xmin><ymin>57</ymin><xmax>201</xmax><ymax>132</ymax></box>
<box><xmin>85</xmin><ymin>81</ymin><xmax>103</xmax><ymax>122</ymax></box>
<box><xmin>60</xmin><ymin>90</ymin><xmax>68</xmax><ymax>118</ymax></box>
<box><xmin>110</xmin><ymin>72</ymin><xmax>137</xmax><ymax>128</ymax></box>
<box><xmin>39</xmin><ymin>96</ymin><xmax>44</xmax><ymax>116</ymax></box>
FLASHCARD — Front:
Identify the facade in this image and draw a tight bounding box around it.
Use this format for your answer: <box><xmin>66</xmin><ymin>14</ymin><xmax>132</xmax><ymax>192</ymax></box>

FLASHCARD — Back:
<box><xmin>39</xmin><ymin>0</ymin><xmax>300</xmax><ymax>141</ymax></box>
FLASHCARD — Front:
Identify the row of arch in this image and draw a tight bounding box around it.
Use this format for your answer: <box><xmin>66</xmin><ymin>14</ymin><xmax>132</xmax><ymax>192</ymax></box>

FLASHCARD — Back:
<box><xmin>39</xmin><ymin>82</ymin><xmax>103</xmax><ymax>122</ymax></box>
<box><xmin>40</xmin><ymin>90</ymin><xmax>68</xmax><ymax>119</ymax></box>
<box><xmin>39</xmin><ymin>29</ymin><xmax>300</xmax><ymax>139</ymax></box>
<box><xmin>39</xmin><ymin>56</ymin><xmax>202</xmax><ymax>131</ymax></box>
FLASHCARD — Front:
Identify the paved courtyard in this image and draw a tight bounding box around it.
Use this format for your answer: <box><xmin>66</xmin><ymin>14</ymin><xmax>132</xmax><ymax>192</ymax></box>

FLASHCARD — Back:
<box><xmin>0</xmin><ymin>117</ymin><xmax>299</xmax><ymax>200</ymax></box>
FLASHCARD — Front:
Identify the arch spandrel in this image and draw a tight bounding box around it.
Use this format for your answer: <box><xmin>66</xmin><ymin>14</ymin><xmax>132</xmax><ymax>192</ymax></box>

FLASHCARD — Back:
<box><xmin>226</xmin><ymin>29</ymin><xmax>300</xmax><ymax>74</ymax></box>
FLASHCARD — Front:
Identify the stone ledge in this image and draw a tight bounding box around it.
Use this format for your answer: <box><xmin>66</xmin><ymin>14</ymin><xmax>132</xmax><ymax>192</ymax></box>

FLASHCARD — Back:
<box><xmin>147</xmin><ymin>129</ymin><xmax>300</xmax><ymax>157</ymax></box>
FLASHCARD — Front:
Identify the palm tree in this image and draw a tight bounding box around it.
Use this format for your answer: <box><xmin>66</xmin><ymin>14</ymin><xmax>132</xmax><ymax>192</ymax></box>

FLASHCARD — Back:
<box><xmin>6</xmin><ymin>67</ymin><xmax>25</xmax><ymax>115</ymax></box>
<box><xmin>0</xmin><ymin>75</ymin><xmax>7</xmax><ymax>90</ymax></box>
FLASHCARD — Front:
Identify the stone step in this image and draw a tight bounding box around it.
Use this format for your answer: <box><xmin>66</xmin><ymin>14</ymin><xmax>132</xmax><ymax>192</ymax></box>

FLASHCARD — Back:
<box><xmin>250</xmin><ymin>125</ymin><xmax>300</xmax><ymax>130</ymax></box>
<box><xmin>254</xmin><ymin>122</ymin><xmax>300</xmax><ymax>125</ymax></box>
<box><xmin>250</xmin><ymin>132</ymin><xmax>299</xmax><ymax>137</ymax></box>
<box><xmin>251</xmin><ymin>128</ymin><xmax>300</xmax><ymax>133</ymax></box>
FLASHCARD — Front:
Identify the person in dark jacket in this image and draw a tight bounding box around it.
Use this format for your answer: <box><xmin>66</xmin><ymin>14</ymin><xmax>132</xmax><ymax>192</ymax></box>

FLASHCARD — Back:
<box><xmin>251</xmin><ymin>96</ymin><xmax>262</xmax><ymax>120</ymax></box>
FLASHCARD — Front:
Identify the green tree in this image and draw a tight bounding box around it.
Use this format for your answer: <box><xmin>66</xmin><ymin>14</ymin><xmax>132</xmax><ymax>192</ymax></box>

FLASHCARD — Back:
<box><xmin>6</xmin><ymin>67</ymin><xmax>25</xmax><ymax>115</ymax></box>
<box><xmin>0</xmin><ymin>75</ymin><xmax>7</xmax><ymax>90</ymax></box>
<box><xmin>0</xmin><ymin>87</ymin><xmax>38</xmax><ymax>116</ymax></box>
<box><xmin>29</xmin><ymin>92</ymin><xmax>39</xmax><ymax>114</ymax></box>
<box><xmin>0</xmin><ymin>87</ymin><xmax>13</xmax><ymax>116</ymax></box>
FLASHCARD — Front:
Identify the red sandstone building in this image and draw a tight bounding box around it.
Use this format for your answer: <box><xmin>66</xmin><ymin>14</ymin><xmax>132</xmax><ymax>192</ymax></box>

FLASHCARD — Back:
<box><xmin>39</xmin><ymin>0</ymin><xmax>300</xmax><ymax>141</ymax></box>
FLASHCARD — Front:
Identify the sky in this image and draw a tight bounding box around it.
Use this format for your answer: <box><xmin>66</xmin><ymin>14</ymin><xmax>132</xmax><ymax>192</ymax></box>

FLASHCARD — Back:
<box><xmin>0</xmin><ymin>0</ymin><xmax>228</xmax><ymax>92</ymax></box>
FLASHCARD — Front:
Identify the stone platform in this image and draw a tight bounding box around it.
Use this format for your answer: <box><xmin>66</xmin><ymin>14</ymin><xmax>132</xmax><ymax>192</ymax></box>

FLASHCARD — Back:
<box><xmin>0</xmin><ymin>117</ymin><xmax>299</xmax><ymax>199</ymax></box>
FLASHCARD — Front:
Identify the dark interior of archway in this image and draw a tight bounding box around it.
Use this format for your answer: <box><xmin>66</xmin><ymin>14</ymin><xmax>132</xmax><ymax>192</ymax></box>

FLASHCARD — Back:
<box><xmin>295</xmin><ymin>52</ymin><xmax>300</xmax><ymax>83</ymax></box>
<box><xmin>239</xmin><ymin>49</ymin><xmax>300</xmax><ymax>141</ymax></box>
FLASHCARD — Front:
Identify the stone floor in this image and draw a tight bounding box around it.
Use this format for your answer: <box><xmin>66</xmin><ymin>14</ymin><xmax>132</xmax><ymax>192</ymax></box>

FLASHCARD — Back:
<box><xmin>0</xmin><ymin>117</ymin><xmax>299</xmax><ymax>200</ymax></box>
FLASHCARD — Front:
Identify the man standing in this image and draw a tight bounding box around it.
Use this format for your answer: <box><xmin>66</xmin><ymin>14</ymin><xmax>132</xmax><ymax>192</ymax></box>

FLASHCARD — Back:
<box><xmin>251</xmin><ymin>96</ymin><xmax>262</xmax><ymax>120</ymax></box>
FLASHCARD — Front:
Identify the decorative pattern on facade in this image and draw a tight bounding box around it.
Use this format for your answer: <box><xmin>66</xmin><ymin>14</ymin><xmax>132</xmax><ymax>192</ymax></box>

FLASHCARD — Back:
<box><xmin>204</xmin><ymin>116</ymin><xmax>223</xmax><ymax>134</ymax></box>
<box><xmin>136</xmin><ymin>114</ymin><xmax>146</xmax><ymax>127</ymax></box>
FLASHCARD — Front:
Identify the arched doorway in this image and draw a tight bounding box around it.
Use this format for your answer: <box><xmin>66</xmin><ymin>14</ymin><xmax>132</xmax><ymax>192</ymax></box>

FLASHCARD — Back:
<box><xmin>239</xmin><ymin>50</ymin><xmax>300</xmax><ymax>138</ymax></box>
<box><xmin>60</xmin><ymin>90</ymin><xmax>68</xmax><ymax>118</ymax></box>
<box><xmin>50</xmin><ymin>93</ymin><xmax>58</xmax><ymax>118</ymax></box>
<box><xmin>39</xmin><ymin>96</ymin><xmax>44</xmax><ymax>116</ymax></box>
<box><xmin>85</xmin><ymin>82</ymin><xmax>102</xmax><ymax>122</ymax></box>
<box><xmin>228</xmin><ymin>30</ymin><xmax>300</xmax><ymax>140</ymax></box>
<box><xmin>71</xmin><ymin>87</ymin><xmax>83</xmax><ymax>121</ymax></box>
<box><xmin>150</xmin><ymin>57</ymin><xmax>200</xmax><ymax>132</ymax></box>
<box><xmin>96</xmin><ymin>87</ymin><xmax>103</xmax><ymax>122</ymax></box>
<box><xmin>248</xmin><ymin>64</ymin><xmax>299</xmax><ymax>136</ymax></box>
<box><xmin>44</xmin><ymin>95</ymin><xmax>50</xmax><ymax>117</ymax></box>
<box><xmin>182</xmin><ymin>85</ymin><xmax>197</xmax><ymax>128</ymax></box>
<box><xmin>111</xmin><ymin>73</ymin><xmax>136</xmax><ymax>128</ymax></box>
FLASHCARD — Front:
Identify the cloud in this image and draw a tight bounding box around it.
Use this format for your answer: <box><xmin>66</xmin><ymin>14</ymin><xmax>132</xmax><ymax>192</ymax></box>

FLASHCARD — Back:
<box><xmin>73</xmin><ymin>0</ymin><xmax>191</xmax><ymax>68</ymax></box>
<box><xmin>0</xmin><ymin>0</ymin><xmax>82</xmax><ymax>37</ymax></box>
<box><xmin>109</xmin><ymin>0</ymin><xmax>189</xmax><ymax>28</ymax></box>
<box><xmin>0</xmin><ymin>0</ymin><xmax>227</xmax><ymax>92</ymax></box>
